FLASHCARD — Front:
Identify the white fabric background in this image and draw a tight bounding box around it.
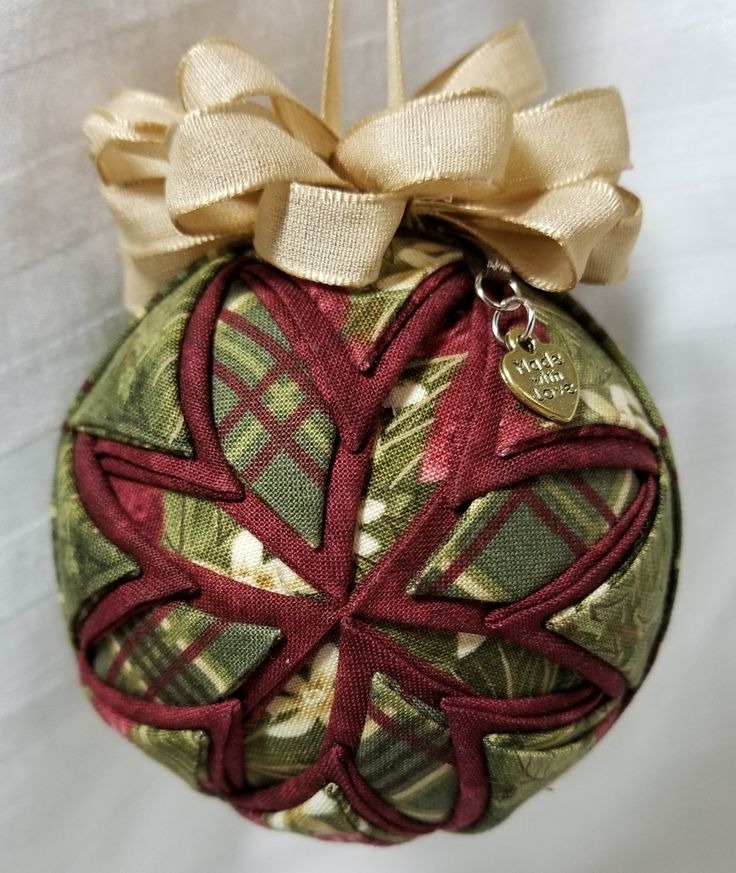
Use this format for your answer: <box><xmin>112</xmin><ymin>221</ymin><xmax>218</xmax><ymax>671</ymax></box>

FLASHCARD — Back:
<box><xmin>1</xmin><ymin>1</ymin><xmax>734</xmax><ymax>871</ymax></box>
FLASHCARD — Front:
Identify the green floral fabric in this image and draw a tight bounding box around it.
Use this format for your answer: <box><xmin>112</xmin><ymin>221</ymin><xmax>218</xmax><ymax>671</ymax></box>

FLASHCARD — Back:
<box><xmin>128</xmin><ymin>723</ymin><xmax>211</xmax><ymax>789</ymax></box>
<box><xmin>244</xmin><ymin>642</ymin><xmax>338</xmax><ymax>787</ymax></box>
<box><xmin>470</xmin><ymin>698</ymin><xmax>619</xmax><ymax>830</ymax></box>
<box><xmin>53</xmin><ymin>235</ymin><xmax>679</xmax><ymax>843</ymax></box>
<box><xmin>52</xmin><ymin>434</ymin><xmax>139</xmax><ymax>631</ymax></box>
<box><xmin>261</xmin><ymin>781</ymin><xmax>409</xmax><ymax>843</ymax></box>
<box><xmin>330</xmin><ymin>236</ymin><xmax>462</xmax><ymax>364</ymax></box>
<box><xmin>354</xmin><ymin>354</ymin><xmax>465</xmax><ymax>582</ymax></box>
<box><xmin>547</xmin><ymin>466</ymin><xmax>675</xmax><ymax>687</ymax></box>
<box><xmin>161</xmin><ymin>489</ymin><xmax>322</xmax><ymax>599</ymax></box>
<box><xmin>523</xmin><ymin>291</ymin><xmax>661</xmax><ymax>444</ymax></box>
<box><xmin>372</xmin><ymin>623</ymin><xmax>582</xmax><ymax>698</ymax></box>
<box><xmin>69</xmin><ymin>256</ymin><xmax>231</xmax><ymax>455</ymax></box>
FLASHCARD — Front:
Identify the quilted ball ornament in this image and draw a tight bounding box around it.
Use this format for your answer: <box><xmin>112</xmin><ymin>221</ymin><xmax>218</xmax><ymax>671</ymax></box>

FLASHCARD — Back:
<box><xmin>53</xmin><ymin>235</ymin><xmax>678</xmax><ymax>843</ymax></box>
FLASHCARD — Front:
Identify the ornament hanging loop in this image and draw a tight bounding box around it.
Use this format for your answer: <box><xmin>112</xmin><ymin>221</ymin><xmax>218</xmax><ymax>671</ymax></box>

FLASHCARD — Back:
<box><xmin>321</xmin><ymin>0</ymin><xmax>405</xmax><ymax>135</ymax></box>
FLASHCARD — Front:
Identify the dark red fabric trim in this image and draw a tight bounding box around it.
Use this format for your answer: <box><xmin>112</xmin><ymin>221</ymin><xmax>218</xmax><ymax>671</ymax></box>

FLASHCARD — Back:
<box><xmin>82</xmin><ymin>657</ymin><xmax>245</xmax><ymax>793</ymax></box>
<box><xmin>74</xmin><ymin>434</ymin><xmax>199</xmax><ymax>652</ymax></box>
<box><xmin>67</xmin><ymin>252</ymin><xmax>666</xmax><ymax>839</ymax></box>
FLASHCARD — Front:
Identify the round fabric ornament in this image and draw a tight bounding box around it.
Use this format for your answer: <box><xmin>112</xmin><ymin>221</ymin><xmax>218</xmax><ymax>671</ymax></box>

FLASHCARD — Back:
<box><xmin>52</xmin><ymin>3</ymin><xmax>679</xmax><ymax>844</ymax></box>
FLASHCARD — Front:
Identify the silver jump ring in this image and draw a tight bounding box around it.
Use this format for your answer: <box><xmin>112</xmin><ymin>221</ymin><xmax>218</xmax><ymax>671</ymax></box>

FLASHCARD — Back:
<box><xmin>492</xmin><ymin>300</ymin><xmax>537</xmax><ymax>347</ymax></box>
<box><xmin>474</xmin><ymin>271</ymin><xmax>524</xmax><ymax>312</ymax></box>
<box><xmin>477</xmin><ymin>285</ymin><xmax>522</xmax><ymax>312</ymax></box>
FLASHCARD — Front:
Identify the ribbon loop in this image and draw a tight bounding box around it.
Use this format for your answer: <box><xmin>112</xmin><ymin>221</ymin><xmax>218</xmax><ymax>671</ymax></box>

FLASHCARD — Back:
<box><xmin>85</xmin><ymin>12</ymin><xmax>641</xmax><ymax>313</ymax></box>
<box><xmin>334</xmin><ymin>91</ymin><xmax>513</xmax><ymax>196</ymax></box>
<box><xmin>505</xmin><ymin>88</ymin><xmax>631</xmax><ymax>195</ymax></box>
<box><xmin>255</xmin><ymin>182</ymin><xmax>406</xmax><ymax>286</ymax></box>
<box><xmin>166</xmin><ymin>106</ymin><xmax>344</xmax><ymax>235</ymax></box>
<box><xmin>417</xmin><ymin>21</ymin><xmax>546</xmax><ymax>109</ymax></box>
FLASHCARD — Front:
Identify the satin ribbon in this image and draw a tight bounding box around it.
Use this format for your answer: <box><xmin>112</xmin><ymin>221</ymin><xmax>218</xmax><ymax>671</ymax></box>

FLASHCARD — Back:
<box><xmin>85</xmin><ymin>0</ymin><xmax>641</xmax><ymax>313</ymax></box>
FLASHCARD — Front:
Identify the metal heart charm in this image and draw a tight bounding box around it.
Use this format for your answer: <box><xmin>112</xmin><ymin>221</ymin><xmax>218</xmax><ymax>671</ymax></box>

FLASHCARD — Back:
<box><xmin>500</xmin><ymin>327</ymin><xmax>579</xmax><ymax>423</ymax></box>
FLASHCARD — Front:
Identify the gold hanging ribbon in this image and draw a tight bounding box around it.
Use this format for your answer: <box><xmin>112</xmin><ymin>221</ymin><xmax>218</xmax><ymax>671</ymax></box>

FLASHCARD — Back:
<box><xmin>85</xmin><ymin>1</ymin><xmax>641</xmax><ymax>313</ymax></box>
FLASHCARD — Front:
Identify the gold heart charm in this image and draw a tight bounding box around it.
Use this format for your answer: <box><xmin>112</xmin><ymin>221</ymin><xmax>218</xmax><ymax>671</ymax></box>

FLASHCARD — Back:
<box><xmin>500</xmin><ymin>326</ymin><xmax>580</xmax><ymax>423</ymax></box>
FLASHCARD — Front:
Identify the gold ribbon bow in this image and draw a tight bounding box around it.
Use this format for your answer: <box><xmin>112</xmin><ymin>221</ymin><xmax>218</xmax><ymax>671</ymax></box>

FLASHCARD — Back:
<box><xmin>85</xmin><ymin>0</ymin><xmax>641</xmax><ymax>313</ymax></box>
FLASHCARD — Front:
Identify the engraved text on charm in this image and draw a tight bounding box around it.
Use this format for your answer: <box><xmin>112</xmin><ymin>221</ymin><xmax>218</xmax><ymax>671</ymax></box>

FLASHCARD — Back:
<box><xmin>500</xmin><ymin>327</ymin><xmax>579</xmax><ymax>423</ymax></box>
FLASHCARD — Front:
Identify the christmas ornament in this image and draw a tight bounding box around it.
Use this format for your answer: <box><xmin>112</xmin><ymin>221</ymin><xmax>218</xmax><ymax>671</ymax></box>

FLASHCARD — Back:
<box><xmin>52</xmin><ymin>1</ymin><xmax>679</xmax><ymax>843</ymax></box>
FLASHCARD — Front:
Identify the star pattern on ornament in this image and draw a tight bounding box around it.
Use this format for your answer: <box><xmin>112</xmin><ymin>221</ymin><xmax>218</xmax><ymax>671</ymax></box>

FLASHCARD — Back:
<box><xmin>69</xmin><ymin>254</ymin><xmax>662</xmax><ymax>836</ymax></box>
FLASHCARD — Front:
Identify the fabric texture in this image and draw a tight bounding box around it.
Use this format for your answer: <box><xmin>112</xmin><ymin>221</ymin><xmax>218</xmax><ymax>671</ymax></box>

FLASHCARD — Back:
<box><xmin>52</xmin><ymin>233</ymin><xmax>679</xmax><ymax>843</ymax></box>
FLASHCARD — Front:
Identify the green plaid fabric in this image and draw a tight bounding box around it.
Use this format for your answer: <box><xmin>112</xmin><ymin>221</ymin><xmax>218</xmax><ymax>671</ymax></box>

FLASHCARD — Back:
<box><xmin>356</xmin><ymin>673</ymin><xmax>458</xmax><ymax>824</ymax></box>
<box><xmin>409</xmin><ymin>468</ymin><xmax>640</xmax><ymax>603</ymax></box>
<box><xmin>212</xmin><ymin>281</ymin><xmax>336</xmax><ymax>547</ymax></box>
<box><xmin>547</xmin><ymin>468</ymin><xmax>675</xmax><ymax>687</ymax></box>
<box><xmin>93</xmin><ymin>603</ymin><xmax>281</xmax><ymax>705</ymax></box>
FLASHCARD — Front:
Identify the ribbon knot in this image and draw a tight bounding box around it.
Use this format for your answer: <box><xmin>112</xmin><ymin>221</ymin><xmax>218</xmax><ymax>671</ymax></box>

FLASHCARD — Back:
<box><xmin>85</xmin><ymin>2</ymin><xmax>641</xmax><ymax>313</ymax></box>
